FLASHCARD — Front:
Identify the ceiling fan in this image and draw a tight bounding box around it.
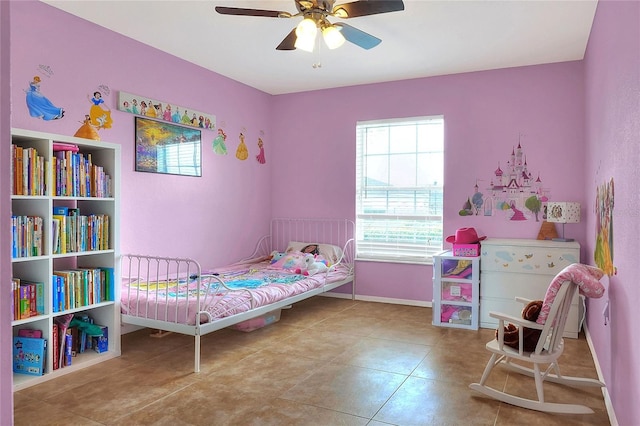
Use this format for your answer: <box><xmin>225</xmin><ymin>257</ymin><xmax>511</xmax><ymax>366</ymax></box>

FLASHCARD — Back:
<box><xmin>215</xmin><ymin>0</ymin><xmax>405</xmax><ymax>52</ymax></box>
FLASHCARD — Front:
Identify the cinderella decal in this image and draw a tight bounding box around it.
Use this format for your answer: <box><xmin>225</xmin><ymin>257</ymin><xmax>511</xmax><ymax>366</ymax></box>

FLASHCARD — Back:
<box><xmin>25</xmin><ymin>76</ymin><xmax>65</xmax><ymax>120</ymax></box>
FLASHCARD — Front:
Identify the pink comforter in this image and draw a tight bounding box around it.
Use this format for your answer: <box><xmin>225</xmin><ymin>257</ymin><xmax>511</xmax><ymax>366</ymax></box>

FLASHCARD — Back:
<box><xmin>121</xmin><ymin>257</ymin><xmax>351</xmax><ymax>325</ymax></box>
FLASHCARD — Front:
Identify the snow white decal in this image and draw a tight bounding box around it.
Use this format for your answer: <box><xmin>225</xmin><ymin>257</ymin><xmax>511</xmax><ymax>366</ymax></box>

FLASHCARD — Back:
<box><xmin>87</xmin><ymin>85</ymin><xmax>114</xmax><ymax>130</ymax></box>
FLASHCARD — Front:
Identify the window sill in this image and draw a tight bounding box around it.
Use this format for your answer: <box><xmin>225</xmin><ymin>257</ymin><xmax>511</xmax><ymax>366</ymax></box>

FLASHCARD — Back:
<box><xmin>355</xmin><ymin>257</ymin><xmax>434</xmax><ymax>266</ymax></box>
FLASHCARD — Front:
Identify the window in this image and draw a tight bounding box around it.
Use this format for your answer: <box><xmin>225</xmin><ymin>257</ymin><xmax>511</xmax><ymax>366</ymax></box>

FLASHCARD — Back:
<box><xmin>157</xmin><ymin>140</ymin><xmax>201</xmax><ymax>176</ymax></box>
<box><xmin>356</xmin><ymin>116</ymin><xmax>444</xmax><ymax>263</ymax></box>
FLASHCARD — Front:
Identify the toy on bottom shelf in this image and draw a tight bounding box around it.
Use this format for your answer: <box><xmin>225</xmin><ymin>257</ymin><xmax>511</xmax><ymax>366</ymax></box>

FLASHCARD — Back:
<box><xmin>13</xmin><ymin>336</ymin><xmax>46</xmax><ymax>376</ymax></box>
<box><xmin>441</xmin><ymin>305</ymin><xmax>472</xmax><ymax>325</ymax></box>
<box><xmin>496</xmin><ymin>300</ymin><xmax>543</xmax><ymax>352</ymax></box>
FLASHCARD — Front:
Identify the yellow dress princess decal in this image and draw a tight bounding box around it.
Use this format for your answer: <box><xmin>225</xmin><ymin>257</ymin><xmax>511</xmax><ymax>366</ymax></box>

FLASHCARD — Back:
<box><xmin>74</xmin><ymin>115</ymin><xmax>101</xmax><ymax>141</ymax></box>
<box><xmin>235</xmin><ymin>132</ymin><xmax>249</xmax><ymax>161</ymax></box>
<box><xmin>88</xmin><ymin>91</ymin><xmax>113</xmax><ymax>129</ymax></box>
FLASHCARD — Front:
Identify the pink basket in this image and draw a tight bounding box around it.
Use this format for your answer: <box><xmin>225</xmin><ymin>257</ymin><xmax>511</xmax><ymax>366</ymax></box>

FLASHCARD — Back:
<box><xmin>452</xmin><ymin>243</ymin><xmax>480</xmax><ymax>257</ymax></box>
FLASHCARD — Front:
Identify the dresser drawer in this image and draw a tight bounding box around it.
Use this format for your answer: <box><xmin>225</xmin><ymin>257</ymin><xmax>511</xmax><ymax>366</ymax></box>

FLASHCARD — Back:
<box><xmin>481</xmin><ymin>242</ymin><xmax>579</xmax><ymax>276</ymax></box>
<box><xmin>480</xmin><ymin>271</ymin><xmax>549</xmax><ymax>299</ymax></box>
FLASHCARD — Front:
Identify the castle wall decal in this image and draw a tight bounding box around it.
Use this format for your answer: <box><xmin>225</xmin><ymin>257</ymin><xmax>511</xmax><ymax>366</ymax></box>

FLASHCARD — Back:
<box><xmin>459</xmin><ymin>141</ymin><xmax>551</xmax><ymax>222</ymax></box>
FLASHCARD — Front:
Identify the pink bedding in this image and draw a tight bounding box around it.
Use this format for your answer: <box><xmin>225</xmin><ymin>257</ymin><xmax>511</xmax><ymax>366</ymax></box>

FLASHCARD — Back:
<box><xmin>121</xmin><ymin>256</ymin><xmax>352</xmax><ymax>325</ymax></box>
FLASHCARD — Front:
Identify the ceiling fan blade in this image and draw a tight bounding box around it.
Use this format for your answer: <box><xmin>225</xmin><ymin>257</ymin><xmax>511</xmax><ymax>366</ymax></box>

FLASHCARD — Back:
<box><xmin>332</xmin><ymin>0</ymin><xmax>404</xmax><ymax>18</ymax></box>
<box><xmin>334</xmin><ymin>23</ymin><xmax>381</xmax><ymax>49</ymax></box>
<box><xmin>276</xmin><ymin>28</ymin><xmax>298</xmax><ymax>50</ymax></box>
<box><xmin>214</xmin><ymin>6</ymin><xmax>291</xmax><ymax>18</ymax></box>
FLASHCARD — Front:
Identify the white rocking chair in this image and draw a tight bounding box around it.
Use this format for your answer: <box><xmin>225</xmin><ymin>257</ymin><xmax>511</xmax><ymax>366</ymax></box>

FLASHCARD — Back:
<box><xmin>469</xmin><ymin>272</ymin><xmax>606</xmax><ymax>414</ymax></box>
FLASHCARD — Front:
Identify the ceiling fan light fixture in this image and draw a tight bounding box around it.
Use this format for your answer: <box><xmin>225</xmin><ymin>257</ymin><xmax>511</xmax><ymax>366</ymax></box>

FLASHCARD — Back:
<box><xmin>322</xmin><ymin>25</ymin><xmax>345</xmax><ymax>49</ymax></box>
<box><xmin>333</xmin><ymin>8</ymin><xmax>348</xmax><ymax>19</ymax></box>
<box><xmin>295</xmin><ymin>18</ymin><xmax>317</xmax><ymax>52</ymax></box>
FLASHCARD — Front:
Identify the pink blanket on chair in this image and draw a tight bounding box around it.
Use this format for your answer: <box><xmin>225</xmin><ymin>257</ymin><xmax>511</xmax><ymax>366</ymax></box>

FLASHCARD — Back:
<box><xmin>536</xmin><ymin>263</ymin><xmax>605</xmax><ymax>325</ymax></box>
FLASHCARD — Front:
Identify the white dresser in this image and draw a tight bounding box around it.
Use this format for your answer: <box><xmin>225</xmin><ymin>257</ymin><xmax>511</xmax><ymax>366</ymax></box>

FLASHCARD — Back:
<box><xmin>480</xmin><ymin>238</ymin><xmax>581</xmax><ymax>338</ymax></box>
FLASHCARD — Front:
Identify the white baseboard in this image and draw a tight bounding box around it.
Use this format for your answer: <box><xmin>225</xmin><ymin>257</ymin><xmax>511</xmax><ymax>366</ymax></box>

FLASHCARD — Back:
<box><xmin>121</xmin><ymin>323</ymin><xmax>145</xmax><ymax>334</ymax></box>
<box><xmin>584</xmin><ymin>322</ymin><xmax>618</xmax><ymax>425</ymax></box>
<box><xmin>322</xmin><ymin>292</ymin><xmax>432</xmax><ymax>308</ymax></box>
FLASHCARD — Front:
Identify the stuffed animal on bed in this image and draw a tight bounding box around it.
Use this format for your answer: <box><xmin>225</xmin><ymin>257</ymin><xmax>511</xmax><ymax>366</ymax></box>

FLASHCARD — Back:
<box><xmin>269</xmin><ymin>251</ymin><xmax>286</xmax><ymax>264</ymax></box>
<box><xmin>295</xmin><ymin>253</ymin><xmax>329</xmax><ymax>276</ymax></box>
<box><xmin>497</xmin><ymin>300</ymin><xmax>543</xmax><ymax>352</ymax></box>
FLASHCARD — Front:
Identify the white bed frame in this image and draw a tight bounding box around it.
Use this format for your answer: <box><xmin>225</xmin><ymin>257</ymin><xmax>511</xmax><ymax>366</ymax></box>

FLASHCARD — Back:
<box><xmin>120</xmin><ymin>218</ymin><xmax>355</xmax><ymax>372</ymax></box>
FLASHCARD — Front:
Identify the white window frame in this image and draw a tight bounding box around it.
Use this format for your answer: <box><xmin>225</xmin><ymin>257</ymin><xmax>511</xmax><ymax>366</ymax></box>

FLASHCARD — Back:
<box><xmin>356</xmin><ymin>116</ymin><xmax>444</xmax><ymax>264</ymax></box>
<box><xmin>156</xmin><ymin>140</ymin><xmax>201</xmax><ymax>176</ymax></box>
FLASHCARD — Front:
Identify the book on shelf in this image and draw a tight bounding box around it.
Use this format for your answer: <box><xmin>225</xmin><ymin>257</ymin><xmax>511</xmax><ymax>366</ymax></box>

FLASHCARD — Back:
<box><xmin>53</xmin><ymin>206</ymin><xmax>69</xmax><ymax>216</ymax></box>
<box><xmin>53</xmin><ymin>267</ymin><xmax>112</xmax><ymax>309</ymax></box>
<box><xmin>103</xmin><ymin>267</ymin><xmax>114</xmax><ymax>301</ymax></box>
<box><xmin>12</xmin><ymin>278</ymin><xmax>20</xmax><ymax>321</ymax></box>
<box><xmin>64</xmin><ymin>332</ymin><xmax>73</xmax><ymax>366</ymax></box>
<box><xmin>51</xmin><ymin>217</ymin><xmax>60</xmax><ymax>254</ymax></box>
<box><xmin>13</xmin><ymin>145</ymin><xmax>23</xmax><ymax>195</ymax></box>
<box><xmin>52</xmin><ymin>323</ymin><xmax>59</xmax><ymax>371</ymax></box>
<box><xmin>52</xmin><ymin>275</ymin><xmax>58</xmax><ymax>313</ymax></box>
<box><xmin>68</xmin><ymin>326</ymin><xmax>80</xmax><ymax>357</ymax></box>
<box><xmin>11</xmin><ymin>144</ymin><xmax>46</xmax><ymax>196</ymax></box>
<box><xmin>18</xmin><ymin>283</ymin><xmax>30</xmax><ymax>320</ymax></box>
<box><xmin>93</xmin><ymin>325</ymin><xmax>108</xmax><ymax>353</ymax></box>
<box><xmin>52</xmin><ymin>214</ymin><xmax>67</xmax><ymax>254</ymax></box>
<box><xmin>54</xmin><ymin>274</ymin><xmax>65</xmax><ymax>313</ymax></box>
<box><xmin>52</xmin><ymin>149</ymin><xmax>112</xmax><ymax>197</ymax></box>
<box><xmin>16</xmin><ymin>280</ymin><xmax>45</xmax><ymax>318</ymax></box>
<box><xmin>11</xmin><ymin>215</ymin><xmax>44</xmax><ymax>258</ymax></box>
<box><xmin>13</xmin><ymin>336</ymin><xmax>47</xmax><ymax>376</ymax></box>
<box><xmin>53</xmin><ymin>271</ymin><xmax>75</xmax><ymax>310</ymax></box>
<box><xmin>51</xmin><ymin>207</ymin><xmax>110</xmax><ymax>253</ymax></box>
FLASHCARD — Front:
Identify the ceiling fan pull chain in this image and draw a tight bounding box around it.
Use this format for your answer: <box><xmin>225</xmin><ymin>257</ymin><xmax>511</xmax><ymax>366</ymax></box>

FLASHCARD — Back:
<box><xmin>313</xmin><ymin>35</ymin><xmax>322</xmax><ymax>68</ymax></box>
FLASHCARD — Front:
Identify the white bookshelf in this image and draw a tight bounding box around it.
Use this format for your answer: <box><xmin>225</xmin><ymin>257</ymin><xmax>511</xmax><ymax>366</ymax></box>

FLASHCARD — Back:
<box><xmin>10</xmin><ymin>128</ymin><xmax>121</xmax><ymax>391</ymax></box>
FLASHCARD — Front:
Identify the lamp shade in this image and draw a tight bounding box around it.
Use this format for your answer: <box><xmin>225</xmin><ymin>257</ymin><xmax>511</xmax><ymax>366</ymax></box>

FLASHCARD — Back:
<box><xmin>295</xmin><ymin>18</ymin><xmax>317</xmax><ymax>52</ymax></box>
<box><xmin>322</xmin><ymin>25</ymin><xmax>345</xmax><ymax>49</ymax></box>
<box><xmin>547</xmin><ymin>202</ymin><xmax>581</xmax><ymax>224</ymax></box>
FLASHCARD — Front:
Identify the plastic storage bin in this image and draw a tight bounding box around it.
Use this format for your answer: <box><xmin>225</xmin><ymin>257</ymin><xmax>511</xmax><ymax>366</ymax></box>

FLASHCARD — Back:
<box><xmin>432</xmin><ymin>251</ymin><xmax>479</xmax><ymax>330</ymax></box>
<box><xmin>452</xmin><ymin>243</ymin><xmax>480</xmax><ymax>257</ymax></box>
<box><xmin>231</xmin><ymin>309</ymin><xmax>281</xmax><ymax>332</ymax></box>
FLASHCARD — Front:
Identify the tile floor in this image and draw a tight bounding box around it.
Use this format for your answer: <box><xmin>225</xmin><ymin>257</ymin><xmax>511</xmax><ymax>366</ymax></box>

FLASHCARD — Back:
<box><xmin>14</xmin><ymin>297</ymin><xmax>610</xmax><ymax>425</ymax></box>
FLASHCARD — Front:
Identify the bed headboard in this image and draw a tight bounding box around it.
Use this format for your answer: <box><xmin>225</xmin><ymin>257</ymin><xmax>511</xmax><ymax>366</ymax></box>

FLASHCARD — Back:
<box><xmin>247</xmin><ymin>218</ymin><xmax>355</xmax><ymax>265</ymax></box>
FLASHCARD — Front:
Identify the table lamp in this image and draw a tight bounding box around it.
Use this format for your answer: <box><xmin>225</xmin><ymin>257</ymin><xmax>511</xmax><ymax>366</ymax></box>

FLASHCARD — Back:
<box><xmin>547</xmin><ymin>202</ymin><xmax>580</xmax><ymax>242</ymax></box>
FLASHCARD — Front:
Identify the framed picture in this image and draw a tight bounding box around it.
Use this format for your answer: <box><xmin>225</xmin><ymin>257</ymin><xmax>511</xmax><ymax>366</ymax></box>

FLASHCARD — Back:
<box><xmin>135</xmin><ymin>116</ymin><xmax>202</xmax><ymax>177</ymax></box>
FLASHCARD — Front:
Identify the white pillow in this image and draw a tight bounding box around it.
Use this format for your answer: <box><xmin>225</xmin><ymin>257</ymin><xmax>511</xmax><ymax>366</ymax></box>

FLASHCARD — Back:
<box><xmin>286</xmin><ymin>241</ymin><xmax>343</xmax><ymax>265</ymax></box>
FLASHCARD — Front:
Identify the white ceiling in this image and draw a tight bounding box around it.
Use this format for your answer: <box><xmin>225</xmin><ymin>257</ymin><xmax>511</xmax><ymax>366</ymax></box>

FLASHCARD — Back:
<box><xmin>42</xmin><ymin>0</ymin><xmax>598</xmax><ymax>95</ymax></box>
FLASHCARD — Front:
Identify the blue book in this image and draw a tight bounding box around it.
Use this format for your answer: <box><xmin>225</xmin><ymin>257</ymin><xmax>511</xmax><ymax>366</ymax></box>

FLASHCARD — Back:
<box><xmin>52</xmin><ymin>275</ymin><xmax>59</xmax><ymax>313</ymax></box>
<box><xmin>54</xmin><ymin>274</ymin><xmax>65</xmax><ymax>312</ymax></box>
<box><xmin>93</xmin><ymin>325</ymin><xmax>108</xmax><ymax>353</ymax></box>
<box><xmin>53</xmin><ymin>206</ymin><xmax>69</xmax><ymax>216</ymax></box>
<box><xmin>11</xmin><ymin>216</ymin><xmax>17</xmax><ymax>258</ymax></box>
<box><xmin>13</xmin><ymin>336</ymin><xmax>46</xmax><ymax>376</ymax></box>
<box><xmin>64</xmin><ymin>332</ymin><xmax>73</xmax><ymax>366</ymax></box>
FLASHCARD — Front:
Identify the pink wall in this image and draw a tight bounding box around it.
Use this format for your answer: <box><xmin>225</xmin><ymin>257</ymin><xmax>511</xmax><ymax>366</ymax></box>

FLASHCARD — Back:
<box><xmin>1</xmin><ymin>2</ymin><xmax>13</xmax><ymax>423</ymax></box>
<box><xmin>2</xmin><ymin>0</ymin><xmax>638</xmax><ymax>423</ymax></box>
<box><xmin>271</xmin><ymin>63</ymin><xmax>587</xmax><ymax>301</ymax></box>
<box><xmin>9</xmin><ymin>2</ymin><xmax>274</xmax><ymax>265</ymax></box>
<box><xmin>583</xmin><ymin>1</ymin><xmax>640</xmax><ymax>424</ymax></box>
